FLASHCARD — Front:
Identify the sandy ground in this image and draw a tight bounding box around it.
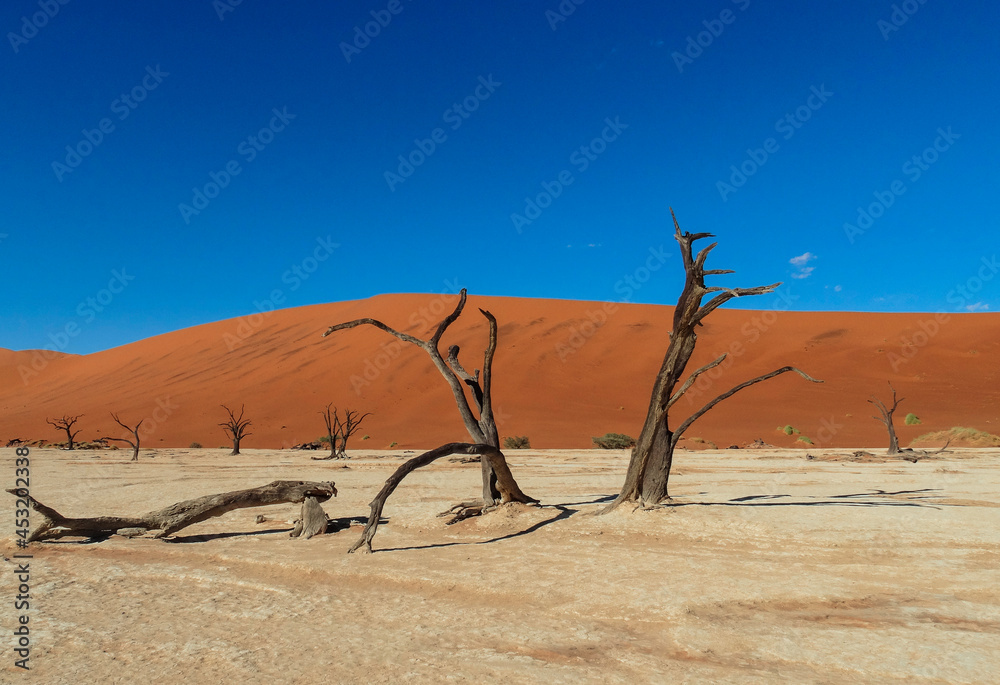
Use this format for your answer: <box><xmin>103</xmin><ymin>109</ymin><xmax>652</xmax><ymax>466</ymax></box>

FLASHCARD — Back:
<box><xmin>1</xmin><ymin>446</ymin><xmax>998</xmax><ymax>684</ymax></box>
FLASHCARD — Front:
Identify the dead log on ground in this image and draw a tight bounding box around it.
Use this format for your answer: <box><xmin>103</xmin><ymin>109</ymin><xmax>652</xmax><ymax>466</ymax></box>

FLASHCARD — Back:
<box><xmin>7</xmin><ymin>480</ymin><xmax>336</xmax><ymax>542</ymax></box>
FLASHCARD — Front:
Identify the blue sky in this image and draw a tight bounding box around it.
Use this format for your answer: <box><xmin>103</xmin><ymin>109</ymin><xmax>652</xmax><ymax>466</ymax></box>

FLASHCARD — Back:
<box><xmin>2</xmin><ymin>0</ymin><xmax>998</xmax><ymax>354</ymax></box>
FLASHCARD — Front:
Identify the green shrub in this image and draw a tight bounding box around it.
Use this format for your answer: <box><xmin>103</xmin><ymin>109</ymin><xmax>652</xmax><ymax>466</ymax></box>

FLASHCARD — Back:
<box><xmin>592</xmin><ymin>433</ymin><xmax>636</xmax><ymax>449</ymax></box>
<box><xmin>361</xmin><ymin>435</ymin><xmax>370</xmax><ymax>441</ymax></box>
<box><xmin>317</xmin><ymin>435</ymin><xmax>333</xmax><ymax>445</ymax></box>
<box><xmin>797</xmin><ymin>436</ymin><xmax>814</xmax><ymax>445</ymax></box>
<box><xmin>389</xmin><ymin>441</ymin><xmax>398</xmax><ymax>448</ymax></box>
<box><xmin>779</xmin><ymin>425</ymin><xmax>801</xmax><ymax>436</ymax></box>
<box><xmin>503</xmin><ymin>436</ymin><xmax>531</xmax><ymax>449</ymax></box>
<box><xmin>188</xmin><ymin>442</ymin><xmax>203</xmax><ymax>449</ymax></box>
<box><xmin>904</xmin><ymin>413</ymin><xmax>921</xmax><ymax>425</ymax></box>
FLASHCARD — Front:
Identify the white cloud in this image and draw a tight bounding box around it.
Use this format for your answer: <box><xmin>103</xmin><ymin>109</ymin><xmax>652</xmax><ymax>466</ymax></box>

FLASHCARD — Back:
<box><xmin>789</xmin><ymin>252</ymin><xmax>816</xmax><ymax>267</ymax></box>
<box><xmin>966</xmin><ymin>302</ymin><xmax>990</xmax><ymax>312</ymax></box>
<box><xmin>789</xmin><ymin>252</ymin><xmax>817</xmax><ymax>279</ymax></box>
<box><xmin>834</xmin><ymin>285</ymin><xmax>842</xmax><ymax>292</ymax></box>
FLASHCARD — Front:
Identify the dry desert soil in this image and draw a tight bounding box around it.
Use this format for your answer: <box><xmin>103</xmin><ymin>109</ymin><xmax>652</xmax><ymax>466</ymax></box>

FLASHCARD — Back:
<box><xmin>2</xmin><ymin>446</ymin><xmax>998</xmax><ymax>684</ymax></box>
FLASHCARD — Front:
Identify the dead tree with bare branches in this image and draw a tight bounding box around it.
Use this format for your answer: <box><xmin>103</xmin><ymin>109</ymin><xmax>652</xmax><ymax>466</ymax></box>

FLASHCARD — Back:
<box><xmin>100</xmin><ymin>413</ymin><xmax>145</xmax><ymax>461</ymax></box>
<box><xmin>315</xmin><ymin>405</ymin><xmax>371</xmax><ymax>459</ymax></box>
<box><xmin>323</xmin><ymin>288</ymin><xmax>535</xmax><ymax>516</ymax></box>
<box><xmin>220</xmin><ymin>404</ymin><xmax>252</xmax><ymax>456</ymax></box>
<box><xmin>869</xmin><ymin>382</ymin><xmax>903</xmax><ymax>455</ymax></box>
<box><xmin>604</xmin><ymin>210</ymin><xmax>823</xmax><ymax>512</ymax></box>
<box><xmin>46</xmin><ymin>414</ymin><xmax>84</xmax><ymax>450</ymax></box>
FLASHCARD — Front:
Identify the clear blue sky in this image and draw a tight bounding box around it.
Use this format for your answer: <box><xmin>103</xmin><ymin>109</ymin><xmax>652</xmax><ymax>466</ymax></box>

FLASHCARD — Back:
<box><xmin>2</xmin><ymin>0</ymin><xmax>998</xmax><ymax>354</ymax></box>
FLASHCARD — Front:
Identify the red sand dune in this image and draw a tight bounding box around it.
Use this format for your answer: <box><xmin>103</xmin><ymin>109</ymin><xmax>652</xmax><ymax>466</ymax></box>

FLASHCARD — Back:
<box><xmin>2</xmin><ymin>294</ymin><xmax>998</xmax><ymax>450</ymax></box>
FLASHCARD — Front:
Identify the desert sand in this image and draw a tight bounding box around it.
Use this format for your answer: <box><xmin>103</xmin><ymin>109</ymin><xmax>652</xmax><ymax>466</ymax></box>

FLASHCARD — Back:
<box><xmin>2</xmin><ymin>446</ymin><xmax>998</xmax><ymax>683</ymax></box>
<box><xmin>2</xmin><ymin>294</ymin><xmax>999</xmax><ymax>450</ymax></box>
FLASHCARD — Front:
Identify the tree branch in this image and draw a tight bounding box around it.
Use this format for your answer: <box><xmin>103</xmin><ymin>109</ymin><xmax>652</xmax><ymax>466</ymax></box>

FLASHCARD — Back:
<box><xmin>672</xmin><ymin>367</ymin><xmax>823</xmax><ymax>446</ymax></box>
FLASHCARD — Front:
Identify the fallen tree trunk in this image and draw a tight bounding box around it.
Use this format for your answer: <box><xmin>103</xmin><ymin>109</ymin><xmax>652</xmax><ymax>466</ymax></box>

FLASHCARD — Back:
<box><xmin>349</xmin><ymin>443</ymin><xmax>536</xmax><ymax>554</ymax></box>
<box><xmin>7</xmin><ymin>480</ymin><xmax>337</xmax><ymax>542</ymax></box>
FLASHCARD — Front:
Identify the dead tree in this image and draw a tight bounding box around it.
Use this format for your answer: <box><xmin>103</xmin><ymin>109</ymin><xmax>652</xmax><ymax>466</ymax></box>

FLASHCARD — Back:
<box><xmin>100</xmin><ymin>413</ymin><xmax>145</xmax><ymax>461</ymax></box>
<box><xmin>7</xmin><ymin>480</ymin><xmax>336</xmax><ymax>542</ymax></box>
<box><xmin>604</xmin><ymin>210</ymin><xmax>822</xmax><ymax>511</ymax></box>
<box><xmin>869</xmin><ymin>382</ymin><xmax>903</xmax><ymax>455</ymax></box>
<box><xmin>338</xmin><ymin>408</ymin><xmax>370</xmax><ymax>457</ymax></box>
<box><xmin>315</xmin><ymin>405</ymin><xmax>371</xmax><ymax>459</ymax></box>
<box><xmin>220</xmin><ymin>404</ymin><xmax>252</xmax><ymax>456</ymax></box>
<box><xmin>323</xmin><ymin>289</ymin><xmax>534</xmax><ymax>511</ymax></box>
<box><xmin>349</xmin><ymin>443</ymin><xmax>533</xmax><ymax>553</ymax></box>
<box><xmin>318</xmin><ymin>403</ymin><xmax>342</xmax><ymax>458</ymax></box>
<box><xmin>45</xmin><ymin>414</ymin><xmax>84</xmax><ymax>450</ymax></box>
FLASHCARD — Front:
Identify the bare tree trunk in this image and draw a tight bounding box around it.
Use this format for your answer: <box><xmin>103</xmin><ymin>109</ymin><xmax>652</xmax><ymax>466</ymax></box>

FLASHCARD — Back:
<box><xmin>869</xmin><ymin>382</ymin><xmax>903</xmax><ymax>455</ymax></box>
<box><xmin>220</xmin><ymin>404</ymin><xmax>252</xmax><ymax>456</ymax></box>
<box><xmin>348</xmin><ymin>443</ymin><xmax>535</xmax><ymax>553</ymax></box>
<box><xmin>606</xmin><ymin>211</ymin><xmax>822</xmax><ymax>511</ymax></box>
<box><xmin>324</xmin><ymin>290</ymin><xmax>531</xmax><ymax>506</ymax></box>
<box><xmin>8</xmin><ymin>480</ymin><xmax>336</xmax><ymax>542</ymax></box>
<box><xmin>101</xmin><ymin>413</ymin><xmax>144</xmax><ymax>461</ymax></box>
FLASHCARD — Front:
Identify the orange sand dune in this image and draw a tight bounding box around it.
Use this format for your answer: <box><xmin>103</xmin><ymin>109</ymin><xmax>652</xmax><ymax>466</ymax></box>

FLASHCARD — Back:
<box><xmin>2</xmin><ymin>294</ymin><xmax>998</xmax><ymax>450</ymax></box>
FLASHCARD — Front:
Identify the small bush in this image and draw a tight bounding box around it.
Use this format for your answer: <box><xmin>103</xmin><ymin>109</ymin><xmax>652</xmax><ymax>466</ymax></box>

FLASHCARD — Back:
<box><xmin>592</xmin><ymin>433</ymin><xmax>636</xmax><ymax>449</ymax></box>
<box><xmin>503</xmin><ymin>436</ymin><xmax>531</xmax><ymax>449</ymax></box>
<box><xmin>904</xmin><ymin>413</ymin><xmax>921</xmax><ymax>425</ymax></box>
<box><xmin>361</xmin><ymin>435</ymin><xmax>370</xmax><ymax>441</ymax></box>
<box><xmin>389</xmin><ymin>441</ymin><xmax>398</xmax><ymax>448</ymax></box>
<box><xmin>797</xmin><ymin>436</ymin><xmax>814</xmax><ymax>445</ymax></box>
<box><xmin>189</xmin><ymin>442</ymin><xmax>203</xmax><ymax>449</ymax></box>
<box><xmin>779</xmin><ymin>425</ymin><xmax>801</xmax><ymax>436</ymax></box>
<box><xmin>317</xmin><ymin>435</ymin><xmax>334</xmax><ymax>445</ymax></box>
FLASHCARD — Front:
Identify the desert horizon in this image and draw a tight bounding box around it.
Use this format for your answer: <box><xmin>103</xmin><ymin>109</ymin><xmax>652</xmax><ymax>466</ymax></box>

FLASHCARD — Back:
<box><xmin>3</xmin><ymin>293</ymin><xmax>999</xmax><ymax>453</ymax></box>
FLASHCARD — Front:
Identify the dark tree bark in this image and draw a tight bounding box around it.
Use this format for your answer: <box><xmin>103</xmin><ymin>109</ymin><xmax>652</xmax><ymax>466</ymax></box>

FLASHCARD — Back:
<box><xmin>348</xmin><ymin>442</ymin><xmax>535</xmax><ymax>553</ymax></box>
<box><xmin>605</xmin><ymin>210</ymin><xmax>823</xmax><ymax>511</ymax></box>
<box><xmin>100</xmin><ymin>412</ymin><xmax>144</xmax><ymax>461</ymax></box>
<box><xmin>45</xmin><ymin>414</ymin><xmax>83</xmax><ymax>450</ymax></box>
<box><xmin>220</xmin><ymin>404</ymin><xmax>252</xmax><ymax>456</ymax></box>
<box><xmin>319</xmin><ymin>403</ymin><xmax>341</xmax><ymax>459</ymax></box>
<box><xmin>338</xmin><ymin>408</ymin><xmax>370</xmax><ymax>457</ymax></box>
<box><xmin>869</xmin><ymin>382</ymin><xmax>903</xmax><ymax>455</ymax></box>
<box><xmin>7</xmin><ymin>480</ymin><xmax>336</xmax><ymax>542</ymax></box>
<box><xmin>323</xmin><ymin>289</ymin><xmax>532</xmax><ymax>507</ymax></box>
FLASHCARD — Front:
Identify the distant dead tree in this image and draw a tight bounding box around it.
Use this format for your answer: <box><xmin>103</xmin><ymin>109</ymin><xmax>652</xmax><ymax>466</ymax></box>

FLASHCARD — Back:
<box><xmin>604</xmin><ymin>210</ymin><xmax>822</xmax><ymax>511</ymax></box>
<box><xmin>323</xmin><ymin>288</ymin><xmax>536</xmax><ymax>523</ymax></box>
<box><xmin>315</xmin><ymin>404</ymin><xmax>371</xmax><ymax>460</ymax></box>
<box><xmin>219</xmin><ymin>404</ymin><xmax>252</xmax><ymax>456</ymax></box>
<box><xmin>869</xmin><ymin>382</ymin><xmax>903</xmax><ymax>455</ymax></box>
<box><xmin>100</xmin><ymin>413</ymin><xmax>145</xmax><ymax>461</ymax></box>
<box><xmin>45</xmin><ymin>414</ymin><xmax>84</xmax><ymax>450</ymax></box>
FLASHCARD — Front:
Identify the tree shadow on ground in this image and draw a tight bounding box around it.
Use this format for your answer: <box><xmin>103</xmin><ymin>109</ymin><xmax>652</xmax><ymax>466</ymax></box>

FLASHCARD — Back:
<box><xmin>670</xmin><ymin>488</ymin><xmax>945</xmax><ymax>509</ymax></box>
